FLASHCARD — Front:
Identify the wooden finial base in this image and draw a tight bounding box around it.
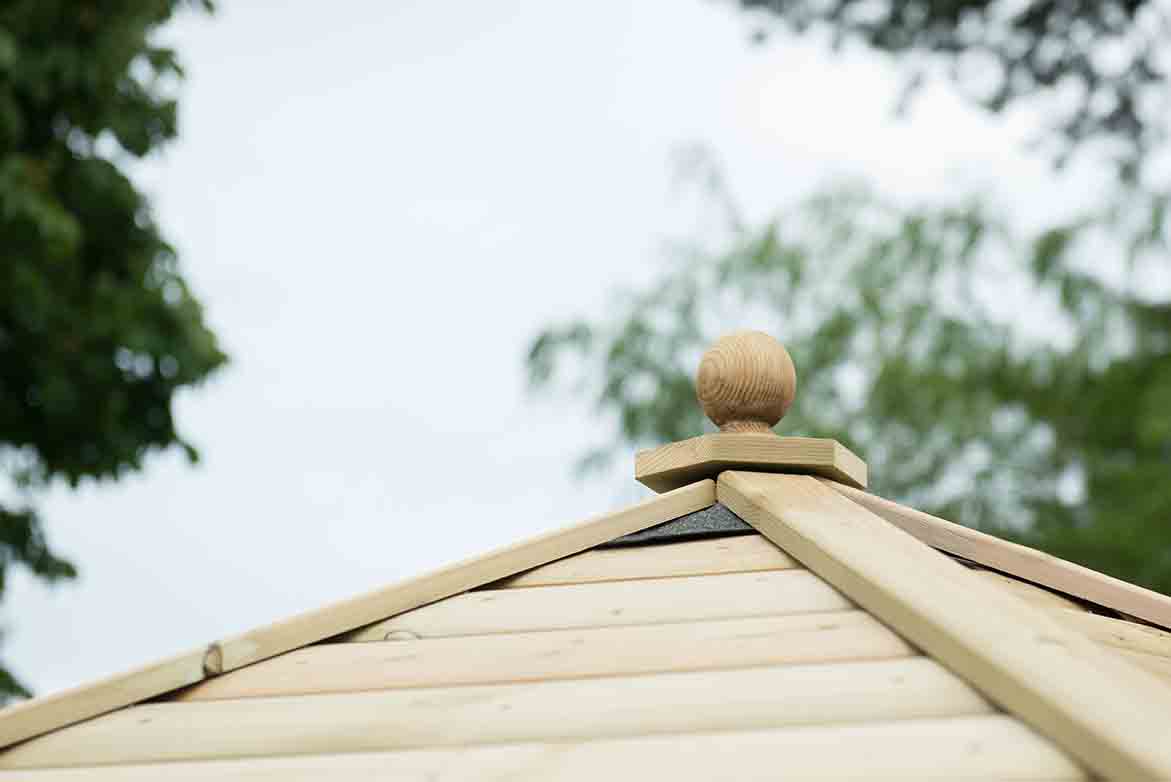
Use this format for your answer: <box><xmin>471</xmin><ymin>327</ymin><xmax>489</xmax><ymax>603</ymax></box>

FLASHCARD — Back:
<box><xmin>637</xmin><ymin>331</ymin><xmax>868</xmax><ymax>492</ymax></box>
<box><xmin>636</xmin><ymin>433</ymin><xmax>867</xmax><ymax>493</ymax></box>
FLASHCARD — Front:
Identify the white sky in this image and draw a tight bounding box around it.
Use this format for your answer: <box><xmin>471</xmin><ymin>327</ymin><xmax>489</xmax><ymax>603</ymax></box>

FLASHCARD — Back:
<box><xmin>7</xmin><ymin>0</ymin><xmax>1101</xmax><ymax>694</ymax></box>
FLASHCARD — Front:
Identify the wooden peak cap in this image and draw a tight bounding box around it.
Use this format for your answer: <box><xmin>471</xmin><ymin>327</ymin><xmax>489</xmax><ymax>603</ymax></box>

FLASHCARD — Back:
<box><xmin>635</xmin><ymin>331</ymin><xmax>867</xmax><ymax>492</ymax></box>
<box><xmin>697</xmin><ymin>331</ymin><xmax>796</xmax><ymax>434</ymax></box>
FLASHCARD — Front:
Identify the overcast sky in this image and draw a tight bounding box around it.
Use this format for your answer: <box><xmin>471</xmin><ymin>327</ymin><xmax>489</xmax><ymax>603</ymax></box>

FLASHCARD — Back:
<box><xmin>8</xmin><ymin>0</ymin><xmax>1101</xmax><ymax>695</ymax></box>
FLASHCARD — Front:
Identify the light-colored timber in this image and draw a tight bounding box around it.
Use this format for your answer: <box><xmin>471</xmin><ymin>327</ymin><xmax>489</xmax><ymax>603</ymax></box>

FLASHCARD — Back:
<box><xmin>972</xmin><ymin>570</ymin><xmax>1171</xmax><ymax>685</ymax></box>
<box><xmin>488</xmin><ymin>533</ymin><xmax>797</xmax><ymax>588</ymax></box>
<box><xmin>341</xmin><ymin>568</ymin><xmax>849</xmax><ymax>642</ymax></box>
<box><xmin>1052</xmin><ymin>609</ymin><xmax>1171</xmax><ymax>661</ymax></box>
<box><xmin>1119</xmin><ymin>649</ymin><xmax>1171</xmax><ymax>685</ymax></box>
<box><xmin>1</xmin><ymin>658</ymin><xmax>988</xmax><ymax>769</ymax></box>
<box><xmin>0</xmin><ymin>716</ymin><xmax>1085</xmax><ymax>781</ymax></box>
<box><xmin>174</xmin><ymin>611</ymin><xmax>911</xmax><ymax>701</ymax></box>
<box><xmin>210</xmin><ymin>480</ymin><xmax>714</xmax><ymax>672</ymax></box>
<box><xmin>827</xmin><ymin>479</ymin><xmax>1171</xmax><ymax>630</ymax></box>
<box><xmin>720</xmin><ymin>471</ymin><xmax>1171</xmax><ymax>781</ymax></box>
<box><xmin>0</xmin><ymin>647</ymin><xmax>210</xmax><ymax>752</ymax></box>
<box><xmin>968</xmin><ymin>568</ymin><xmax>1088</xmax><ymax>613</ymax></box>
<box><xmin>637</xmin><ymin>433</ymin><xmax>866</xmax><ymax>493</ymax></box>
<box><xmin>0</xmin><ymin>481</ymin><xmax>715</xmax><ymax>749</ymax></box>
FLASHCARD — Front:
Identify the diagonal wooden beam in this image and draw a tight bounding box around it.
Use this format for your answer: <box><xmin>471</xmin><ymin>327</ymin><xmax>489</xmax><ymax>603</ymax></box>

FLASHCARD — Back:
<box><xmin>824</xmin><ymin>479</ymin><xmax>1171</xmax><ymax>630</ymax></box>
<box><xmin>719</xmin><ymin>471</ymin><xmax>1171</xmax><ymax>782</ymax></box>
<box><xmin>0</xmin><ymin>480</ymin><xmax>715</xmax><ymax>750</ymax></box>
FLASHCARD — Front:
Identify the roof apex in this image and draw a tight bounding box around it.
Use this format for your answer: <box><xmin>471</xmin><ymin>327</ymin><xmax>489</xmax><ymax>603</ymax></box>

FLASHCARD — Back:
<box><xmin>636</xmin><ymin>331</ymin><xmax>867</xmax><ymax>491</ymax></box>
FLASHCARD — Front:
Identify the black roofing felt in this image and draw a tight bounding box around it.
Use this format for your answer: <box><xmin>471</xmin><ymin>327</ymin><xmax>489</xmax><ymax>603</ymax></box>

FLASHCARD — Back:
<box><xmin>600</xmin><ymin>502</ymin><xmax>752</xmax><ymax>548</ymax></box>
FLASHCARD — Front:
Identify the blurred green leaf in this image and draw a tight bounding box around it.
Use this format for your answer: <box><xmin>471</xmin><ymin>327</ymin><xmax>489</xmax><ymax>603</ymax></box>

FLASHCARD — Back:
<box><xmin>0</xmin><ymin>0</ymin><xmax>220</xmax><ymax>702</ymax></box>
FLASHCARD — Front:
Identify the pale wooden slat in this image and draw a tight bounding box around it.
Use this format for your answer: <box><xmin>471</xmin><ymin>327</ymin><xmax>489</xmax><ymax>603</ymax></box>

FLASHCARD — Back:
<box><xmin>975</xmin><ymin>569</ymin><xmax>1171</xmax><ymax>662</ymax></box>
<box><xmin>968</xmin><ymin>568</ymin><xmax>1088</xmax><ymax>613</ymax></box>
<box><xmin>343</xmin><ymin>568</ymin><xmax>849</xmax><ymax>642</ymax></box>
<box><xmin>0</xmin><ymin>481</ymin><xmax>715</xmax><ymax>751</ymax></box>
<box><xmin>208</xmin><ymin>480</ymin><xmax>716</xmax><ymax>673</ymax></box>
<box><xmin>827</xmin><ymin>479</ymin><xmax>1171</xmax><ymax>630</ymax></box>
<box><xmin>0</xmin><ymin>716</ymin><xmax>1085</xmax><ymax>781</ymax></box>
<box><xmin>722</xmin><ymin>472</ymin><xmax>1171</xmax><ymax>781</ymax></box>
<box><xmin>488</xmin><ymin>533</ymin><xmax>797</xmax><ymax>589</ymax></box>
<box><xmin>1</xmin><ymin>658</ymin><xmax>991</xmax><ymax>769</ymax></box>
<box><xmin>975</xmin><ymin>575</ymin><xmax>1171</xmax><ymax>689</ymax></box>
<box><xmin>0</xmin><ymin>647</ymin><xmax>209</xmax><ymax>751</ymax></box>
<box><xmin>1054</xmin><ymin>609</ymin><xmax>1171</xmax><ymax>662</ymax></box>
<box><xmin>174</xmin><ymin>610</ymin><xmax>911</xmax><ymax>701</ymax></box>
<box><xmin>1118</xmin><ymin>649</ymin><xmax>1171</xmax><ymax>685</ymax></box>
<box><xmin>973</xmin><ymin>567</ymin><xmax>1171</xmax><ymax>688</ymax></box>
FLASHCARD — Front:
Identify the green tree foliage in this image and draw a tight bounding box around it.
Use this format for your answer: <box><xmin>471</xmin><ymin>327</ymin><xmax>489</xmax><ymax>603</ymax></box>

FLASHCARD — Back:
<box><xmin>741</xmin><ymin>0</ymin><xmax>1169</xmax><ymax>178</ymax></box>
<box><xmin>530</xmin><ymin>171</ymin><xmax>1171</xmax><ymax>592</ymax></box>
<box><xmin>0</xmin><ymin>1</ymin><xmax>223</xmax><ymax>698</ymax></box>
<box><xmin>529</xmin><ymin>2</ymin><xmax>1171</xmax><ymax>594</ymax></box>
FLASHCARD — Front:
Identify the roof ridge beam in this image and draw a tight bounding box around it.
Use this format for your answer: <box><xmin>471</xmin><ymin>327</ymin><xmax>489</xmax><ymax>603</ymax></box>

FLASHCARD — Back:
<box><xmin>823</xmin><ymin>479</ymin><xmax>1171</xmax><ymax>631</ymax></box>
<box><xmin>719</xmin><ymin>470</ymin><xmax>1171</xmax><ymax>781</ymax></box>
<box><xmin>0</xmin><ymin>480</ymin><xmax>715</xmax><ymax>750</ymax></box>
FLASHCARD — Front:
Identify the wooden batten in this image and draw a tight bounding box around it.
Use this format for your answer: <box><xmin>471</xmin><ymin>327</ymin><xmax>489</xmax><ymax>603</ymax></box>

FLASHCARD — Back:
<box><xmin>719</xmin><ymin>471</ymin><xmax>1171</xmax><ymax>781</ymax></box>
<box><xmin>826</xmin><ymin>479</ymin><xmax>1171</xmax><ymax>630</ymax></box>
<box><xmin>973</xmin><ymin>570</ymin><xmax>1171</xmax><ymax>685</ymax></box>
<box><xmin>0</xmin><ymin>647</ymin><xmax>211</xmax><ymax>751</ymax></box>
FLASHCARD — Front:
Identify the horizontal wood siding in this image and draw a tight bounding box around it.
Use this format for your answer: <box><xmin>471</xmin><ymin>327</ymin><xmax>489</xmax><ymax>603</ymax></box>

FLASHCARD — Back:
<box><xmin>0</xmin><ymin>717</ymin><xmax>1084</xmax><ymax>781</ymax></box>
<box><xmin>487</xmin><ymin>534</ymin><xmax>797</xmax><ymax>589</ymax></box>
<box><xmin>175</xmin><ymin>610</ymin><xmax>911</xmax><ymax>701</ymax></box>
<box><xmin>1</xmin><ymin>658</ymin><xmax>991</xmax><ymax>769</ymax></box>
<box><xmin>342</xmin><ymin>569</ymin><xmax>849</xmax><ymax>642</ymax></box>
<box><xmin>0</xmin><ymin>482</ymin><xmax>718</xmax><ymax>750</ymax></box>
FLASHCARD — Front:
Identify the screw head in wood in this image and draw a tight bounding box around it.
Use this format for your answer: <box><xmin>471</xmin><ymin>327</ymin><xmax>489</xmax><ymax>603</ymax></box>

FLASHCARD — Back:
<box><xmin>697</xmin><ymin>331</ymin><xmax>796</xmax><ymax>434</ymax></box>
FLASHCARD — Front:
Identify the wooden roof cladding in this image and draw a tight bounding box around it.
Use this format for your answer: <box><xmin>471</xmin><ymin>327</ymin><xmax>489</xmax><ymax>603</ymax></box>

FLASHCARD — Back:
<box><xmin>3</xmin><ymin>329</ymin><xmax>1171</xmax><ymax>781</ymax></box>
<box><xmin>0</xmin><ymin>481</ymin><xmax>717</xmax><ymax>749</ymax></box>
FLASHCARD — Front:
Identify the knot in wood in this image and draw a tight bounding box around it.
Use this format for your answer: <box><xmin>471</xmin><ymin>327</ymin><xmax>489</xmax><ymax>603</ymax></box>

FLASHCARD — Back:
<box><xmin>696</xmin><ymin>331</ymin><xmax>795</xmax><ymax>433</ymax></box>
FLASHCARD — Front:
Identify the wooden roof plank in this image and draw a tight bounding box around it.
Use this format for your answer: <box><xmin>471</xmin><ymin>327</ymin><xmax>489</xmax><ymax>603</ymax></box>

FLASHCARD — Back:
<box><xmin>0</xmin><ymin>716</ymin><xmax>1085</xmax><ymax>781</ymax></box>
<box><xmin>0</xmin><ymin>647</ymin><xmax>210</xmax><ymax>750</ymax></box>
<box><xmin>825</xmin><ymin>479</ymin><xmax>1171</xmax><ymax>630</ymax></box>
<box><xmin>1</xmin><ymin>658</ymin><xmax>989</xmax><ymax>769</ymax></box>
<box><xmin>173</xmin><ymin>610</ymin><xmax>911</xmax><ymax>701</ymax></box>
<box><xmin>341</xmin><ymin>568</ymin><xmax>849</xmax><ymax>642</ymax></box>
<box><xmin>487</xmin><ymin>533</ymin><xmax>798</xmax><ymax>589</ymax></box>
<box><xmin>720</xmin><ymin>471</ymin><xmax>1171</xmax><ymax>782</ymax></box>
<box><xmin>211</xmin><ymin>479</ymin><xmax>714</xmax><ymax>672</ymax></box>
<box><xmin>0</xmin><ymin>480</ymin><xmax>715</xmax><ymax>750</ymax></box>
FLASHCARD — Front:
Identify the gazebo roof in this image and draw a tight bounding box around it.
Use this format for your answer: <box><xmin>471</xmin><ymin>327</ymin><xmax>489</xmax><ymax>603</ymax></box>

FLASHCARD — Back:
<box><xmin>2</xmin><ymin>331</ymin><xmax>1170</xmax><ymax>781</ymax></box>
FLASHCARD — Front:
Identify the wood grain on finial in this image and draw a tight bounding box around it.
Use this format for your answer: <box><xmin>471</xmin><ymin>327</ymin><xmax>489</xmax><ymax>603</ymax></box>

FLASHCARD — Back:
<box><xmin>636</xmin><ymin>329</ymin><xmax>866</xmax><ymax>493</ymax></box>
<box><xmin>697</xmin><ymin>331</ymin><xmax>796</xmax><ymax>434</ymax></box>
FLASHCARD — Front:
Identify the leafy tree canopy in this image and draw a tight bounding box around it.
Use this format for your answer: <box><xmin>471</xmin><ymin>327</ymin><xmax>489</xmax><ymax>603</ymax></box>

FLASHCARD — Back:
<box><xmin>530</xmin><ymin>165</ymin><xmax>1171</xmax><ymax>592</ymax></box>
<box><xmin>530</xmin><ymin>1</ymin><xmax>1171</xmax><ymax>594</ymax></box>
<box><xmin>0</xmin><ymin>0</ymin><xmax>222</xmax><ymax>699</ymax></box>
<box><xmin>740</xmin><ymin>0</ymin><xmax>1170</xmax><ymax>179</ymax></box>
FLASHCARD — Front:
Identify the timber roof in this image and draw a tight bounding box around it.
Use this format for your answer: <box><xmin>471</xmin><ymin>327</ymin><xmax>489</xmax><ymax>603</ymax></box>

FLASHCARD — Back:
<box><xmin>2</xmin><ymin>331</ymin><xmax>1171</xmax><ymax>780</ymax></box>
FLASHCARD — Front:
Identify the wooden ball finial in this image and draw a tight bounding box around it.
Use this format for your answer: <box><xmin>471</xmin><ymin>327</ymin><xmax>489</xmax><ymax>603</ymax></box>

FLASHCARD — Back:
<box><xmin>697</xmin><ymin>331</ymin><xmax>796</xmax><ymax>434</ymax></box>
